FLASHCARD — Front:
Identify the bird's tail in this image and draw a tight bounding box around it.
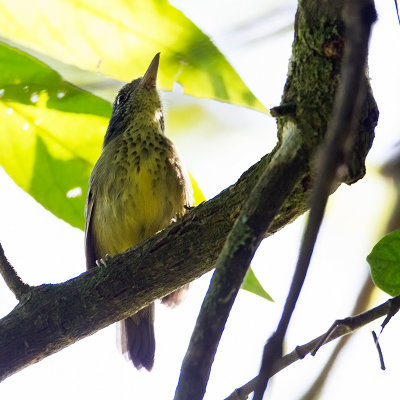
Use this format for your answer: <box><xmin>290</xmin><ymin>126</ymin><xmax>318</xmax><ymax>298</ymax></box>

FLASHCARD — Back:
<box><xmin>161</xmin><ymin>284</ymin><xmax>189</xmax><ymax>307</ymax></box>
<box><xmin>120</xmin><ymin>304</ymin><xmax>155</xmax><ymax>371</ymax></box>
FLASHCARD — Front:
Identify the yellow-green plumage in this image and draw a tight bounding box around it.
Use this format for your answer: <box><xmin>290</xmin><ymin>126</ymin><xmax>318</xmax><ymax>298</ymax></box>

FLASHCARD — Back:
<box><xmin>89</xmin><ymin>126</ymin><xmax>190</xmax><ymax>258</ymax></box>
<box><xmin>84</xmin><ymin>54</ymin><xmax>192</xmax><ymax>370</ymax></box>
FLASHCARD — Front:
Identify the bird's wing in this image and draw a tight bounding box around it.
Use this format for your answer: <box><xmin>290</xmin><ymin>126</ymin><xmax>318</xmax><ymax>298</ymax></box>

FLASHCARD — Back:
<box><xmin>84</xmin><ymin>189</ymin><xmax>97</xmax><ymax>270</ymax></box>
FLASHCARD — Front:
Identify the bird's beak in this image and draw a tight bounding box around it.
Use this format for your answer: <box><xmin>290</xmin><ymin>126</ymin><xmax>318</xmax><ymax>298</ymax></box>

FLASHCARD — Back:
<box><xmin>141</xmin><ymin>53</ymin><xmax>160</xmax><ymax>89</ymax></box>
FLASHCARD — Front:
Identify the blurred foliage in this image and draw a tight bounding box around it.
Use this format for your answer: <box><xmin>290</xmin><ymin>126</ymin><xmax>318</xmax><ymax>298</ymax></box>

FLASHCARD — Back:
<box><xmin>0</xmin><ymin>0</ymin><xmax>266</xmax><ymax>112</ymax></box>
<box><xmin>367</xmin><ymin>230</ymin><xmax>400</xmax><ymax>296</ymax></box>
<box><xmin>0</xmin><ymin>0</ymin><xmax>269</xmax><ymax>298</ymax></box>
<box><xmin>189</xmin><ymin>173</ymin><xmax>206</xmax><ymax>206</ymax></box>
<box><xmin>0</xmin><ymin>0</ymin><xmax>267</xmax><ymax>229</ymax></box>
<box><xmin>0</xmin><ymin>42</ymin><xmax>110</xmax><ymax>229</ymax></box>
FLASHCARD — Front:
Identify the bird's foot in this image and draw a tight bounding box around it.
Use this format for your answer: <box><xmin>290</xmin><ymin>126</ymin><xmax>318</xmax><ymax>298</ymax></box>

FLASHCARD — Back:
<box><xmin>96</xmin><ymin>254</ymin><xmax>111</xmax><ymax>268</ymax></box>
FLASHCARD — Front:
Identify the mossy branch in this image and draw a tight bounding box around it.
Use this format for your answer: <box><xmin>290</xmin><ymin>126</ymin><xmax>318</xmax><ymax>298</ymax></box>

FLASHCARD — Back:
<box><xmin>0</xmin><ymin>0</ymin><xmax>378</xmax><ymax>384</ymax></box>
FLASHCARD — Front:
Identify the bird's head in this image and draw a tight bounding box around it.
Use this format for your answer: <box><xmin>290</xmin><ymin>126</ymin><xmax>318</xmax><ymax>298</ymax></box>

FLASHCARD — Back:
<box><xmin>103</xmin><ymin>53</ymin><xmax>164</xmax><ymax>147</ymax></box>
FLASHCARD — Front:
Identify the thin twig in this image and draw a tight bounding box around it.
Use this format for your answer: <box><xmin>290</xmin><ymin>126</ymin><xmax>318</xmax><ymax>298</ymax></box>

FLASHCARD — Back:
<box><xmin>174</xmin><ymin>126</ymin><xmax>306</xmax><ymax>400</ymax></box>
<box><xmin>311</xmin><ymin>318</ymin><xmax>354</xmax><ymax>356</ymax></box>
<box><xmin>299</xmin><ymin>274</ymin><xmax>375</xmax><ymax>400</ymax></box>
<box><xmin>225</xmin><ymin>294</ymin><xmax>399</xmax><ymax>400</ymax></box>
<box><xmin>381</xmin><ymin>296</ymin><xmax>400</xmax><ymax>330</ymax></box>
<box><xmin>372</xmin><ymin>331</ymin><xmax>386</xmax><ymax>370</ymax></box>
<box><xmin>299</xmin><ymin>111</ymin><xmax>400</xmax><ymax>400</ymax></box>
<box><xmin>254</xmin><ymin>1</ymin><xmax>377</xmax><ymax>398</ymax></box>
<box><xmin>0</xmin><ymin>243</ymin><xmax>30</xmax><ymax>300</ymax></box>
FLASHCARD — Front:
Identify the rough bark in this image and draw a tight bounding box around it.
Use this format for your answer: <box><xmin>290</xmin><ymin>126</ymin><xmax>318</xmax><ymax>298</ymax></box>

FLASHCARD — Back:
<box><xmin>0</xmin><ymin>0</ymin><xmax>378</xmax><ymax>382</ymax></box>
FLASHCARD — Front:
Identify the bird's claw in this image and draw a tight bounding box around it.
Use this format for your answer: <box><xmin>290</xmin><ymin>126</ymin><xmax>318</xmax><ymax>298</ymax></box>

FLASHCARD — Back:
<box><xmin>96</xmin><ymin>254</ymin><xmax>111</xmax><ymax>268</ymax></box>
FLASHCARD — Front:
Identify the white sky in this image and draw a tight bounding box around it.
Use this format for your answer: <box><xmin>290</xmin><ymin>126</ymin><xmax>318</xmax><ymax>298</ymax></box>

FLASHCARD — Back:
<box><xmin>1</xmin><ymin>0</ymin><xmax>400</xmax><ymax>399</ymax></box>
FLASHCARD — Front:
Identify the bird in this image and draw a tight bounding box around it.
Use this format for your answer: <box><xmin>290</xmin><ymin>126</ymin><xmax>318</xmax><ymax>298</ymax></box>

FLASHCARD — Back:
<box><xmin>84</xmin><ymin>53</ymin><xmax>193</xmax><ymax>370</ymax></box>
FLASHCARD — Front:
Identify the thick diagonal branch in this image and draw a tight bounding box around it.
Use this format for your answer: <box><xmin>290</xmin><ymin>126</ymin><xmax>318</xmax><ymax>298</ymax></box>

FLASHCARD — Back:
<box><xmin>174</xmin><ymin>124</ymin><xmax>308</xmax><ymax>400</ymax></box>
<box><xmin>254</xmin><ymin>1</ymin><xmax>377</xmax><ymax>397</ymax></box>
<box><xmin>0</xmin><ymin>0</ymin><xmax>378</xmax><ymax>385</ymax></box>
<box><xmin>0</xmin><ymin>146</ymin><xmax>307</xmax><ymax>382</ymax></box>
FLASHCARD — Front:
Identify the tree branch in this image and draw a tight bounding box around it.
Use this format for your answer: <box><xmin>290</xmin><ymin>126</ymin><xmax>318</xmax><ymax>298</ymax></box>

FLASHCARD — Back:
<box><xmin>225</xmin><ymin>294</ymin><xmax>400</xmax><ymax>400</ymax></box>
<box><xmin>299</xmin><ymin>273</ymin><xmax>375</xmax><ymax>400</ymax></box>
<box><xmin>0</xmin><ymin>243</ymin><xmax>30</xmax><ymax>300</ymax></box>
<box><xmin>254</xmin><ymin>1</ymin><xmax>377</xmax><ymax>397</ymax></box>
<box><xmin>0</xmin><ymin>0</ymin><xmax>378</xmax><ymax>385</ymax></box>
<box><xmin>0</xmin><ymin>146</ymin><xmax>308</xmax><ymax>382</ymax></box>
<box><xmin>174</xmin><ymin>124</ymin><xmax>308</xmax><ymax>400</ymax></box>
<box><xmin>176</xmin><ymin>1</ymin><xmax>379</xmax><ymax>397</ymax></box>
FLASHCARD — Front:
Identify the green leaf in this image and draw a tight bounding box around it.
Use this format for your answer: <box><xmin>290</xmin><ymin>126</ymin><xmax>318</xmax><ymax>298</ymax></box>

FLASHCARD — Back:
<box><xmin>0</xmin><ymin>0</ymin><xmax>266</xmax><ymax>112</ymax></box>
<box><xmin>0</xmin><ymin>42</ymin><xmax>111</xmax><ymax>229</ymax></box>
<box><xmin>242</xmin><ymin>267</ymin><xmax>273</xmax><ymax>301</ymax></box>
<box><xmin>367</xmin><ymin>230</ymin><xmax>400</xmax><ymax>296</ymax></box>
<box><xmin>0</xmin><ymin>42</ymin><xmax>206</xmax><ymax>231</ymax></box>
<box><xmin>189</xmin><ymin>173</ymin><xmax>206</xmax><ymax>206</ymax></box>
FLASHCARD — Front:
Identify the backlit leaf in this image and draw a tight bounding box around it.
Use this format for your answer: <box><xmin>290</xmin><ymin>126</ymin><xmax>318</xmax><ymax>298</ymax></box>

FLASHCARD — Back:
<box><xmin>0</xmin><ymin>0</ymin><xmax>266</xmax><ymax>112</ymax></box>
<box><xmin>0</xmin><ymin>42</ymin><xmax>111</xmax><ymax>229</ymax></box>
<box><xmin>242</xmin><ymin>267</ymin><xmax>273</xmax><ymax>301</ymax></box>
<box><xmin>0</xmin><ymin>42</ymin><xmax>206</xmax><ymax>230</ymax></box>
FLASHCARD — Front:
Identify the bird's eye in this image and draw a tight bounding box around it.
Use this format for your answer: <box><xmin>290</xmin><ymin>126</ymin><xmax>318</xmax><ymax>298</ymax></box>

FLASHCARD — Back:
<box><xmin>116</xmin><ymin>93</ymin><xmax>127</xmax><ymax>106</ymax></box>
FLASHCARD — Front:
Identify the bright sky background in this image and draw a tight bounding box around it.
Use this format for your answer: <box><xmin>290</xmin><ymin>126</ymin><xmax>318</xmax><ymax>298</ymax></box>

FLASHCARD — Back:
<box><xmin>0</xmin><ymin>0</ymin><xmax>400</xmax><ymax>399</ymax></box>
